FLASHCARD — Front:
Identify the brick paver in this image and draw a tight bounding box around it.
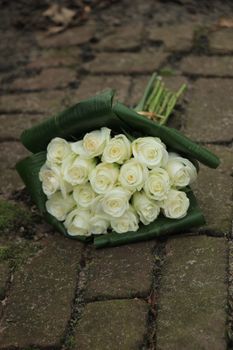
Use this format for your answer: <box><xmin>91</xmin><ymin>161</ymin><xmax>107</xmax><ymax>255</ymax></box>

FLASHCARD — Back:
<box><xmin>0</xmin><ymin>114</ymin><xmax>47</xmax><ymax>140</ymax></box>
<box><xmin>11</xmin><ymin>68</ymin><xmax>76</xmax><ymax>91</ymax></box>
<box><xmin>156</xmin><ymin>236</ymin><xmax>227</xmax><ymax>350</ymax></box>
<box><xmin>192</xmin><ymin>145</ymin><xmax>233</xmax><ymax>234</ymax></box>
<box><xmin>85</xmin><ymin>51</ymin><xmax>168</xmax><ymax>74</ymax></box>
<box><xmin>85</xmin><ymin>241</ymin><xmax>155</xmax><ymax>301</ymax></box>
<box><xmin>180</xmin><ymin>55</ymin><xmax>233</xmax><ymax>76</ymax></box>
<box><xmin>209</xmin><ymin>28</ymin><xmax>233</xmax><ymax>53</ymax></box>
<box><xmin>74</xmin><ymin>299</ymin><xmax>149</xmax><ymax>350</ymax></box>
<box><xmin>182</xmin><ymin>78</ymin><xmax>233</xmax><ymax>142</ymax></box>
<box><xmin>0</xmin><ymin>236</ymin><xmax>83</xmax><ymax>348</ymax></box>
<box><xmin>0</xmin><ymin>142</ymin><xmax>29</xmax><ymax>195</ymax></box>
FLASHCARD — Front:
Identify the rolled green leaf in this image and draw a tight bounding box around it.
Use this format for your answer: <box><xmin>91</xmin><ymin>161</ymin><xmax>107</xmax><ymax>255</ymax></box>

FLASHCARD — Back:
<box><xmin>94</xmin><ymin>191</ymin><xmax>205</xmax><ymax>248</ymax></box>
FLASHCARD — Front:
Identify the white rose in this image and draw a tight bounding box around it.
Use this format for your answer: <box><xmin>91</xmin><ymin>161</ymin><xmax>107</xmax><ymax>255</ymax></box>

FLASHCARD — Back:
<box><xmin>132</xmin><ymin>191</ymin><xmax>160</xmax><ymax>225</ymax></box>
<box><xmin>39</xmin><ymin>164</ymin><xmax>60</xmax><ymax>196</ymax></box>
<box><xmin>144</xmin><ymin>168</ymin><xmax>170</xmax><ymax>201</ymax></box>
<box><xmin>89</xmin><ymin>214</ymin><xmax>110</xmax><ymax>235</ymax></box>
<box><xmin>119</xmin><ymin>158</ymin><xmax>148</xmax><ymax>192</ymax></box>
<box><xmin>165</xmin><ymin>153</ymin><xmax>197</xmax><ymax>187</ymax></box>
<box><xmin>73</xmin><ymin>183</ymin><xmax>96</xmax><ymax>208</ymax></box>
<box><xmin>102</xmin><ymin>134</ymin><xmax>131</xmax><ymax>164</ymax></box>
<box><xmin>162</xmin><ymin>189</ymin><xmax>190</xmax><ymax>219</ymax></box>
<box><xmin>64</xmin><ymin>208</ymin><xmax>91</xmax><ymax>236</ymax></box>
<box><xmin>63</xmin><ymin>154</ymin><xmax>96</xmax><ymax>186</ymax></box>
<box><xmin>47</xmin><ymin>137</ymin><xmax>70</xmax><ymax>165</ymax></box>
<box><xmin>46</xmin><ymin>192</ymin><xmax>75</xmax><ymax>221</ymax></box>
<box><xmin>110</xmin><ymin>206</ymin><xmax>139</xmax><ymax>233</ymax></box>
<box><xmin>89</xmin><ymin>162</ymin><xmax>119</xmax><ymax>194</ymax></box>
<box><xmin>132</xmin><ymin>137</ymin><xmax>168</xmax><ymax>168</ymax></box>
<box><xmin>71</xmin><ymin>127</ymin><xmax>111</xmax><ymax>158</ymax></box>
<box><xmin>102</xmin><ymin>187</ymin><xmax>130</xmax><ymax>217</ymax></box>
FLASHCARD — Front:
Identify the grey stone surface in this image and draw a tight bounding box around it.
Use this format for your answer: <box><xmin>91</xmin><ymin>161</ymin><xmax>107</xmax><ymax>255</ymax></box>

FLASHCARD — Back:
<box><xmin>180</xmin><ymin>55</ymin><xmax>233</xmax><ymax>76</ymax></box>
<box><xmin>74</xmin><ymin>75</ymin><xmax>131</xmax><ymax>103</ymax></box>
<box><xmin>0</xmin><ymin>142</ymin><xmax>29</xmax><ymax>195</ymax></box>
<box><xmin>0</xmin><ymin>235</ymin><xmax>84</xmax><ymax>348</ymax></box>
<box><xmin>156</xmin><ymin>236</ymin><xmax>227</xmax><ymax>350</ymax></box>
<box><xmin>192</xmin><ymin>145</ymin><xmax>233</xmax><ymax>234</ymax></box>
<box><xmin>85</xmin><ymin>51</ymin><xmax>168</xmax><ymax>73</ymax></box>
<box><xmin>85</xmin><ymin>241</ymin><xmax>155</xmax><ymax>300</ymax></box>
<box><xmin>0</xmin><ymin>114</ymin><xmax>47</xmax><ymax>140</ymax></box>
<box><xmin>11</xmin><ymin>68</ymin><xmax>76</xmax><ymax>91</ymax></box>
<box><xmin>0</xmin><ymin>90</ymin><xmax>76</xmax><ymax>114</ymax></box>
<box><xmin>209</xmin><ymin>28</ymin><xmax>233</xmax><ymax>53</ymax></box>
<box><xmin>148</xmin><ymin>24</ymin><xmax>194</xmax><ymax>51</ymax></box>
<box><xmin>74</xmin><ymin>299</ymin><xmax>149</xmax><ymax>350</ymax></box>
<box><xmin>182</xmin><ymin>78</ymin><xmax>233</xmax><ymax>142</ymax></box>
<box><xmin>95</xmin><ymin>23</ymin><xmax>143</xmax><ymax>50</ymax></box>
<box><xmin>36</xmin><ymin>21</ymin><xmax>96</xmax><ymax>48</ymax></box>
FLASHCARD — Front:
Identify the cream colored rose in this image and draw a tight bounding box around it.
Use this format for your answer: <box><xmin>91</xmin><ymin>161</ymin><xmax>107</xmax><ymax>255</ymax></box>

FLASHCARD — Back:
<box><xmin>132</xmin><ymin>191</ymin><xmax>160</xmax><ymax>225</ymax></box>
<box><xmin>102</xmin><ymin>187</ymin><xmax>130</xmax><ymax>217</ymax></box>
<box><xmin>162</xmin><ymin>189</ymin><xmax>190</xmax><ymax>219</ymax></box>
<box><xmin>119</xmin><ymin>158</ymin><xmax>148</xmax><ymax>192</ymax></box>
<box><xmin>144</xmin><ymin>168</ymin><xmax>170</xmax><ymax>201</ymax></box>
<box><xmin>64</xmin><ymin>208</ymin><xmax>91</xmax><ymax>236</ymax></box>
<box><xmin>110</xmin><ymin>206</ymin><xmax>139</xmax><ymax>233</ymax></box>
<box><xmin>63</xmin><ymin>154</ymin><xmax>96</xmax><ymax>186</ymax></box>
<box><xmin>47</xmin><ymin>137</ymin><xmax>70</xmax><ymax>165</ymax></box>
<box><xmin>132</xmin><ymin>137</ymin><xmax>168</xmax><ymax>168</ymax></box>
<box><xmin>71</xmin><ymin>127</ymin><xmax>111</xmax><ymax>158</ymax></box>
<box><xmin>73</xmin><ymin>183</ymin><xmax>96</xmax><ymax>208</ymax></box>
<box><xmin>39</xmin><ymin>164</ymin><xmax>60</xmax><ymax>196</ymax></box>
<box><xmin>46</xmin><ymin>192</ymin><xmax>75</xmax><ymax>221</ymax></box>
<box><xmin>89</xmin><ymin>214</ymin><xmax>110</xmax><ymax>235</ymax></box>
<box><xmin>165</xmin><ymin>153</ymin><xmax>197</xmax><ymax>187</ymax></box>
<box><xmin>89</xmin><ymin>162</ymin><xmax>119</xmax><ymax>194</ymax></box>
<box><xmin>102</xmin><ymin>134</ymin><xmax>131</xmax><ymax>164</ymax></box>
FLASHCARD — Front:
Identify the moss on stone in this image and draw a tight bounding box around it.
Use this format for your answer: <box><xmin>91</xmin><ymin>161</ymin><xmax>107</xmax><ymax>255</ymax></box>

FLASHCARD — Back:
<box><xmin>0</xmin><ymin>199</ymin><xmax>35</xmax><ymax>237</ymax></box>
<box><xmin>0</xmin><ymin>242</ymin><xmax>41</xmax><ymax>270</ymax></box>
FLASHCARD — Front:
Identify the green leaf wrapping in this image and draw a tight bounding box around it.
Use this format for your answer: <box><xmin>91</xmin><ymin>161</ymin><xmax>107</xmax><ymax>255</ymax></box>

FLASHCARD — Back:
<box><xmin>16</xmin><ymin>89</ymin><xmax>220</xmax><ymax>246</ymax></box>
<box><xmin>94</xmin><ymin>191</ymin><xmax>205</xmax><ymax>248</ymax></box>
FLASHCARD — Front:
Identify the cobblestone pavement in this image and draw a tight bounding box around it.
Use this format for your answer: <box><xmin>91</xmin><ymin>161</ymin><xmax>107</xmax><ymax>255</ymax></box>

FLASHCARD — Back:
<box><xmin>0</xmin><ymin>0</ymin><xmax>232</xmax><ymax>349</ymax></box>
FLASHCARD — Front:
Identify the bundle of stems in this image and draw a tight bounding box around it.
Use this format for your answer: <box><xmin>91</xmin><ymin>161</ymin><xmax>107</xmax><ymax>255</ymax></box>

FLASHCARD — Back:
<box><xmin>135</xmin><ymin>73</ymin><xmax>187</xmax><ymax>125</ymax></box>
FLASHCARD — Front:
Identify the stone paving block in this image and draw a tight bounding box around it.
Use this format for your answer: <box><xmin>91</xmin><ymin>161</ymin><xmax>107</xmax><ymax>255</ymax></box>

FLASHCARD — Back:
<box><xmin>0</xmin><ymin>90</ymin><xmax>75</xmax><ymax>114</ymax></box>
<box><xmin>84</xmin><ymin>241</ymin><xmax>155</xmax><ymax>301</ymax></box>
<box><xmin>85</xmin><ymin>51</ymin><xmax>168</xmax><ymax>74</ymax></box>
<box><xmin>192</xmin><ymin>145</ymin><xmax>233</xmax><ymax>234</ymax></box>
<box><xmin>74</xmin><ymin>75</ymin><xmax>131</xmax><ymax>103</ymax></box>
<box><xmin>182</xmin><ymin>78</ymin><xmax>233</xmax><ymax>142</ymax></box>
<box><xmin>11</xmin><ymin>68</ymin><xmax>76</xmax><ymax>91</ymax></box>
<box><xmin>156</xmin><ymin>236</ymin><xmax>227</xmax><ymax>350</ymax></box>
<box><xmin>36</xmin><ymin>21</ymin><xmax>96</xmax><ymax>48</ymax></box>
<box><xmin>74</xmin><ymin>299</ymin><xmax>149</xmax><ymax>350</ymax></box>
<box><xmin>27</xmin><ymin>47</ymin><xmax>82</xmax><ymax>69</ymax></box>
<box><xmin>95</xmin><ymin>23</ymin><xmax>143</xmax><ymax>51</ymax></box>
<box><xmin>180</xmin><ymin>55</ymin><xmax>233</xmax><ymax>76</ymax></box>
<box><xmin>209</xmin><ymin>28</ymin><xmax>233</xmax><ymax>53</ymax></box>
<box><xmin>0</xmin><ymin>142</ymin><xmax>29</xmax><ymax>195</ymax></box>
<box><xmin>0</xmin><ymin>114</ymin><xmax>47</xmax><ymax>140</ymax></box>
<box><xmin>0</xmin><ymin>263</ymin><xmax>10</xmax><ymax>301</ymax></box>
<box><xmin>0</xmin><ymin>235</ymin><xmax>84</xmax><ymax>348</ymax></box>
<box><xmin>148</xmin><ymin>24</ymin><xmax>194</xmax><ymax>51</ymax></box>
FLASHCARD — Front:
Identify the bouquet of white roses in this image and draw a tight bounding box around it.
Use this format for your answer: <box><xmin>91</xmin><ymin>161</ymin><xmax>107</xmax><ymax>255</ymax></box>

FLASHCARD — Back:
<box><xmin>16</xmin><ymin>74</ymin><xmax>219</xmax><ymax>248</ymax></box>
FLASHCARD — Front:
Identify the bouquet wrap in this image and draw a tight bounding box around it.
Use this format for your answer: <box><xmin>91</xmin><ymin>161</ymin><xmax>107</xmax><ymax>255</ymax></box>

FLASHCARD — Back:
<box><xmin>16</xmin><ymin>86</ymin><xmax>220</xmax><ymax>248</ymax></box>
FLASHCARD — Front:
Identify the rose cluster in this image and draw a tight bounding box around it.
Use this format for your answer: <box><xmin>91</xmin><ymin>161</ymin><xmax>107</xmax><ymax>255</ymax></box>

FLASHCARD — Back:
<box><xmin>39</xmin><ymin>127</ymin><xmax>197</xmax><ymax>237</ymax></box>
